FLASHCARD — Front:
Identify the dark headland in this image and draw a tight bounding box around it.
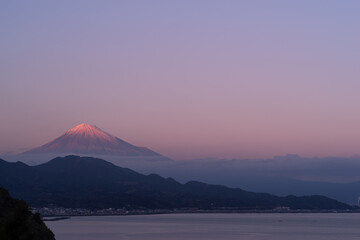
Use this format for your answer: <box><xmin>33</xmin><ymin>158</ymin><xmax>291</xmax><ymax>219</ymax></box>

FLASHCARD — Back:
<box><xmin>0</xmin><ymin>187</ymin><xmax>55</xmax><ymax>240</ymax></box>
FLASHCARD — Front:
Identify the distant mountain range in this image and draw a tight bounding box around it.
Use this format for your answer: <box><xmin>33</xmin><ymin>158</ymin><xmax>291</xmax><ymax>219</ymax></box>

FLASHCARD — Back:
<box><xmin>154</xmin><ymin>156</ymin><xmax>360</xmax><ymax>204</ymax></box>
<box><xmin>0</xmin><ymin>155</ymin><xmax>352</xmax><ymax>210</ymax></box>
<box><xmin>2</xmin><ymin>123</ymin><xmax>360</xmax><ymax>205</ymax></box>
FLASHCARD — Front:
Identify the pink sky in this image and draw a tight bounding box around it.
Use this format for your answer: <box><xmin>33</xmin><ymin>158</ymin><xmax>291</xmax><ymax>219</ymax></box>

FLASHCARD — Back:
<box><xmin>1</xmin><ymin>1</ymin><xmax>360</xmax><ymax>160</ymax></box>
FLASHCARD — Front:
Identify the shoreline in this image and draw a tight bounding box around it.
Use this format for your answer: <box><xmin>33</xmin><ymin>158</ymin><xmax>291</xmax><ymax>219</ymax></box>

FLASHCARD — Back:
<box><xmin>40</xmin><ymin>209</ymin><xmax>360</xmax><ymax>219</ymax></box>
<box><xmin>43</xmin><ymin>216</ymin><xmax>70</xmax><ymax>222</ymax></box>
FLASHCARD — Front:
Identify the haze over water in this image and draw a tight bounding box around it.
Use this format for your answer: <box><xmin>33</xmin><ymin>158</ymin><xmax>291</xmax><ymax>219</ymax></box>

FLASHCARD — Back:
<box><xmin>47</xmin><ymin>213</ymin><xmax>360</xmax><ymax>240</ymax></box>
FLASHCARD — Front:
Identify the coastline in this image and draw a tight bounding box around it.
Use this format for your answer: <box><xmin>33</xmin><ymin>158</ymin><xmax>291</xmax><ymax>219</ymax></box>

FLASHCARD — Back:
<box><xmin>38</xmin><ymin>208</ymin><xmax>360</xmax><ymax>220</ymax></box>
<box><xmin>43</xmin><ymin>217</ymin><xmax>70</xmax><ymax>222</ymax></box>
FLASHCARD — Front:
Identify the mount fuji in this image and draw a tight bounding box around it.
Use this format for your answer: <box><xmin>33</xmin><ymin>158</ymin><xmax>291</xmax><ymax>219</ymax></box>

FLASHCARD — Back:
<box><xmin>24</xmin><ymin>123</ymin><xmax>159</xmax><ymax>156</ymax></box>
<box><xmin>13</xmin><ymin>123</ymin><xmax>168</xmax><ymax>165</ymax></box>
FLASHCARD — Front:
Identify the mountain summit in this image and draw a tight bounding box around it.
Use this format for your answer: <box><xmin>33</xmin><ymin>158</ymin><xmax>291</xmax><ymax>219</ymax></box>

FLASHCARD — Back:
<box><xmin>23</xmin><ymin>123</ymin><xmax>160</xmax><ymax>157</ymax></box>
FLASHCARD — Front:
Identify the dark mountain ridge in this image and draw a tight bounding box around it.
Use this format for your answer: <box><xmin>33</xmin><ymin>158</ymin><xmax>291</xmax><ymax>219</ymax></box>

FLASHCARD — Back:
<box><xmin>0</xmin><ymin>156</ymin><xmax>352</xmax><ymax>210</ymax></box>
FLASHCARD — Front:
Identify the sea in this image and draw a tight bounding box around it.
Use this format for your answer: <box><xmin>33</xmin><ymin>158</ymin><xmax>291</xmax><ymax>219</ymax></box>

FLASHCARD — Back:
<box><xmin>46</xmin><ymin>213</ymin><xmax>360</xmax><ymax>240</ymax></box>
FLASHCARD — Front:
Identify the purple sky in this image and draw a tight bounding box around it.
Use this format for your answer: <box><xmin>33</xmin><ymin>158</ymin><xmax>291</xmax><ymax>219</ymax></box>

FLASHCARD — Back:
<box><xmin>1</xmin><ymin>1</ymin><xmax>360</xmax><ymax>160</ymax></box>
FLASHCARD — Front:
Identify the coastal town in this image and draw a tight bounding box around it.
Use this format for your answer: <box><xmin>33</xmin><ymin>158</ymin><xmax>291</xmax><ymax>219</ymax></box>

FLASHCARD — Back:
<box><xmin>32</xmin><ymin>206</ymin><xmax>356</xmax><ymax>218</ymax></box>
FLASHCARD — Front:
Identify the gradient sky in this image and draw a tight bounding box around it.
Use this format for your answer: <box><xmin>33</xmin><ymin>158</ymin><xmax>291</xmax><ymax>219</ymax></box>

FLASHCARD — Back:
<box><xmin>1</xmin><ymin>1</ymin><xmax>360</xmax><ymax>160</ymax></box>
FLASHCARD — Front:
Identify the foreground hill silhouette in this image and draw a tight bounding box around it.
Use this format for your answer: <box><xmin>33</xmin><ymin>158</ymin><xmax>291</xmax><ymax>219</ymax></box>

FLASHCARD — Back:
<box><xmin>0</xmin><ymin>156</ymin><xmax>352</xmax><ymax>210</ymax></box>
<box><xmin>0</xmin><ymin>187</ymin><xmax>55</xmax><ymax>240</ymax></box>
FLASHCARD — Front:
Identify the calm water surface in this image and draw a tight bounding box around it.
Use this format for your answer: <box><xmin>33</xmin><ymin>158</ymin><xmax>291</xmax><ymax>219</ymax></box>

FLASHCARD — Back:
<box><xmin>46</xmin><ymin>213</ymin><xmax>360</xmax><ymax>240</ymax></box>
